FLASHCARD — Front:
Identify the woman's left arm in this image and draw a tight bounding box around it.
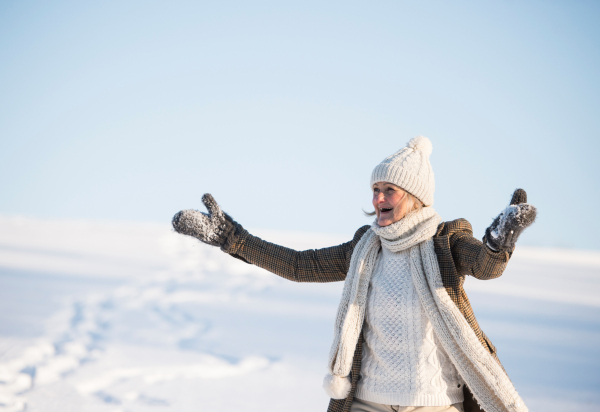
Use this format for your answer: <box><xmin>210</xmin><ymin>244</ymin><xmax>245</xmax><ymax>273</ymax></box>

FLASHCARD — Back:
<box><xmin>449</xmin><ymin>231</ymin><xmax>513</xmax><ymax>280</ymax></box>
<box><xmin>451</xmin><ymin>189</ymin><xmax>537</xmax><ymax>280</ymax></box>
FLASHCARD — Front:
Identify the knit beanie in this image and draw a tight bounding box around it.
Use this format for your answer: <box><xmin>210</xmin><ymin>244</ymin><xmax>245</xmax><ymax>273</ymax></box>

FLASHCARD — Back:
<box><xmin>370</xmin><ymin>136</ymin><xmax>435</xmax><ymax>206</ymax></box>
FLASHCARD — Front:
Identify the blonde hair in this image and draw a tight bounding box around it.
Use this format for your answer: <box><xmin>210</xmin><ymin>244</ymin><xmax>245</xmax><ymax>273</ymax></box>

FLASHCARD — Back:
<box><xmin>364</xmin><ymin>191</ymin><xmax>423</xmax><ymax>217</ymax></box>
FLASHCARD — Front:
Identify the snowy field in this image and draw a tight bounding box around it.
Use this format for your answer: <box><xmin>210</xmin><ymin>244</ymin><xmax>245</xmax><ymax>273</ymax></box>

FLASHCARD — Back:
<box><xmin>0</xmin><ymin>216</ymin><xmax>599</xmax><ymax>412</ymax></box>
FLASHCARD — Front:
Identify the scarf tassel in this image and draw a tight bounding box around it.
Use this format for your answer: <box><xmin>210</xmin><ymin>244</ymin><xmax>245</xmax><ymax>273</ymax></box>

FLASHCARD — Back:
<box><xmin>322</xmin><ymin>373</ymin><xmax>352</xmax><ymax>399</ymax></box>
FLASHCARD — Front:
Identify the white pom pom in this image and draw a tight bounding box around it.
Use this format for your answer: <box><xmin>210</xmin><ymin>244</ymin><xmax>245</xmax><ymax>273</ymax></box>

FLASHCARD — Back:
<box><xmin>407</xmin><ymin>135</ymin><xmax>433</xmax><ymax>157</ymax></box>
<box><xmin>322</xmin><ymin>373</ymin><xmax>352</xmax><ymax>399</ymax></box>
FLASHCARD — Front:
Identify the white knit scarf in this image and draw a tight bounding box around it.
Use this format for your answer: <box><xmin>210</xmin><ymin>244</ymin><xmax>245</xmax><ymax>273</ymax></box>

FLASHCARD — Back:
<box><xmin>323</xmin><ymin>207</ymin><xmax>528</xmax><ymax>412</ymax></box>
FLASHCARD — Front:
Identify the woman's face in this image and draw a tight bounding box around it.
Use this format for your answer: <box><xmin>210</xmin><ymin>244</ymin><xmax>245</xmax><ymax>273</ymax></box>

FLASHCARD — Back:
<box><xmin>372</xmin><ymin>182</ymin><xmax>408</xmax><ymax>227</ymax></box>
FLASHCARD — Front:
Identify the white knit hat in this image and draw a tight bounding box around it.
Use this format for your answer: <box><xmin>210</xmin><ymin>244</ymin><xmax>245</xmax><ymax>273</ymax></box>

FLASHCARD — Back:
<box><xmin>370</xmin><ymin>136</ymin><xmax>435</xmax><ymax>206</ymax></box>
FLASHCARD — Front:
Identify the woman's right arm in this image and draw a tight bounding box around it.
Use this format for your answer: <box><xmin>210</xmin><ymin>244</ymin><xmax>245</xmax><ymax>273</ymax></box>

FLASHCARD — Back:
<box><xmin>225</xmin><ymin>225</ymin><xmax>370</xmax><ymax>283</ymax></box>
<box><xmin>172</xmin><ymin>193</ymin><xmax>370</xmax><ymax>283</ymax></box>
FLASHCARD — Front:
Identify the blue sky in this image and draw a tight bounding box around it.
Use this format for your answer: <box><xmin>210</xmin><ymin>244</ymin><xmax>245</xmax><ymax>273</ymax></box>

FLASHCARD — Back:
<box><xmin>1</xmin><ymin>0</ymin><xmax>599</xmax><ymax>249</ymax></box>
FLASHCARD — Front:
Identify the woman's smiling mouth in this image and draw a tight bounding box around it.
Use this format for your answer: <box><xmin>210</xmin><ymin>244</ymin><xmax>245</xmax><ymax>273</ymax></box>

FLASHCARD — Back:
<box><xmin>380</xmin><ymin>207</ymin><xmax>393</xmax><ymax>213</ymax></box>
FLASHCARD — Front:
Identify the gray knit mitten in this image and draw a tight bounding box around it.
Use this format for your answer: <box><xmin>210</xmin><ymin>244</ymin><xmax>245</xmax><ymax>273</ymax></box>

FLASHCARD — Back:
<box><xmin>172</xmin><ymin>194</ymin><xmax>238</xmax><ymax>250</ymax></box>
<box><xmin>484</xmin><ymin>189</ymin><xmax>537</xmax><ymax>252</ymax></box>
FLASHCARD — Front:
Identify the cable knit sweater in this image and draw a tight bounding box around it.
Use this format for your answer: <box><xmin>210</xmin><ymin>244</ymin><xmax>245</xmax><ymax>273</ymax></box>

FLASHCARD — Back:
<box><xmin>355</xmin><ymin>246</ymin><xmax>464</xmax><ymax>406</ymax></box>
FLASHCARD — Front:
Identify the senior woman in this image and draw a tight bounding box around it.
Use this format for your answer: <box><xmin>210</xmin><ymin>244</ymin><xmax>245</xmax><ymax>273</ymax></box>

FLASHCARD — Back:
<box><xmin>172</xmin><ymin>136</ymin><xmax>536</xmax><ymax>412</ymax></box>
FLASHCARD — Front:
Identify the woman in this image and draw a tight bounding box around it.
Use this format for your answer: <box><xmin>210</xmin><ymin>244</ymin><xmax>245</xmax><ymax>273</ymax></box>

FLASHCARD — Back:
<box><xmin>172</xmin><ymin>136</ymin><xmax>536</xmax><ymax>412</ymax></box>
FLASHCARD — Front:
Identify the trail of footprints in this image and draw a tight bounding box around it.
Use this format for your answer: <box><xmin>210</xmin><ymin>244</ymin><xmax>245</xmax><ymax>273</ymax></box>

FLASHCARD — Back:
<box><xmin>0</xmin><ymin>275</ymin><xmax>270</xmax><ymax>411</ymax></box>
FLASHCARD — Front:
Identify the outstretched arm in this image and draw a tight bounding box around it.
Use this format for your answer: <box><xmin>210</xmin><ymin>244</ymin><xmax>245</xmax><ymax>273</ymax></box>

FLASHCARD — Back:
<box><xmin>450</xmin><ymin>231</ymin><xmax>512</xmax><ymax>280</ymax></box>
<box><xmin>451</xmin><ymin>189</ymin><xmax>537</xmax><ymax>280</ymax></box>
<box><xmin>172</xmin><ymin>194</ymin><xmax>369</xmax><ymax>283</ymax></box>
<box><xmin>227</xmin><ymin>226</ymin><xmax>369</xmax><ymax>283</ymax></box>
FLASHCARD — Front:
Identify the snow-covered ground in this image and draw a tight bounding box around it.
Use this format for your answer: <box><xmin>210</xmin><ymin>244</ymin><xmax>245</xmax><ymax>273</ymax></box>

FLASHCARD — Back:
<box><xmin>0</xmin><ymin>216</ymin><xmax>598</xmax><ymax>412</ymax></box>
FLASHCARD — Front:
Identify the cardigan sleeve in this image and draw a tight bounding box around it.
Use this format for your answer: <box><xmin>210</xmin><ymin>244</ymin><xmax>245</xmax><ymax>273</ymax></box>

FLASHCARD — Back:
<box><xmin>446</xmin><ymin>219</ymin><xmax>513</xmax><ymax>280</ymax></box>
<box><xmin>225</xmin><ymin>225</ymin><xmax>371</xmax><ymax>283</ymax></box>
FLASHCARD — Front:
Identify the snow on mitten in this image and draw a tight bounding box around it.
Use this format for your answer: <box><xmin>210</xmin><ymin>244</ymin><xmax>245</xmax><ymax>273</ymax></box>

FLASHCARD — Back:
<box><xmin>172</xmin><ymin>193</ymin><xmax>237</xmax><ymax>250</ymax></box>
<box><xmin>484</xmin><ymin>189</ymin><xmax>537</xmax><ymax>252</ymax></box>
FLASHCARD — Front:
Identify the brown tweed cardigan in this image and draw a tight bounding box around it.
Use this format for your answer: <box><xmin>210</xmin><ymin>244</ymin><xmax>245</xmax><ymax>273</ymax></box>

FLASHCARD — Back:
<box><xmin>226</xmin><ymin>218</ymin><xmax>513</xmax><ymax>412</ymax></box>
